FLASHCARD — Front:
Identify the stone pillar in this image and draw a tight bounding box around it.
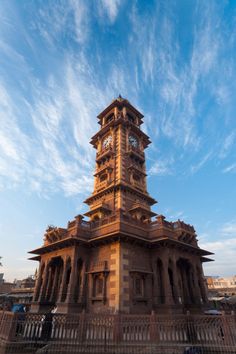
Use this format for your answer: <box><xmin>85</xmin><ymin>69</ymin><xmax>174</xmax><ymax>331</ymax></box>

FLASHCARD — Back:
<box><xmin>186</xmin><ymin>266</ymin><xmax>195</xmax><ymax>304</ymax></box>
<box><xmin>102</xmin><ymin>272</ymin><xmax>108</xmax><ymax>304</ymax></box>
<box><xmin>33</xmin><ymin>262</ymin><xmax>44</xmax><ymax>302</ymax></box>
<box><xmin>192</xmin><ymin>264</ymin><xmax>202</xmax><ymax>305</ymax></box>
<box><xmin>78</xmin><ymin>262</ymin><xmax>86</xmax><ymax>303</ymax></box>
<box><xmin>58</xmin><ymin>257</ymin><xmax>68</xmax><ymax>302</ymax></box>
<box><xmin>45</xmin><ymin>266</ymin><xmax>52</xmax><ymax>302</ymax></box>
<box><xmin>151</xmin><ymin>258</ymin><xmax>158</xmax><ymax>306</ymax></box>
<box><xmin>182</xmin><ymin>266</ymin><xmax>191</xmax><ymax>305</ymax></box>
<box><xmin>50</xmin><ymin>264</ymin><xmax>60</xmax><ymax>303</ymax></box>
<box><xmin>39</xmin><ymin>261</ymin><xmax>50</xmax><ymax>302</ymax></box>
<box><xmin>66</xmin><ymin>254</ymin><xmax>78</xmax><ymax>303</ymax></box>
<box><xmin>162</xmin><ymin>258</ymin><xmax>174</xmax><ymax>305</ymax></box>
<box><xmin>177</xmin><ymin>264</ymin><xmax>184</xmax><ymax>304</ymax></box>
<box><xmin>197</xmin><ymin>263</ymin><xmax>208</xmax><ymax>304</ymax></box>
<box><xmin>172</xmin><ymin>259</ymin><xmax>181</xmax><ymax>304</ymax></box>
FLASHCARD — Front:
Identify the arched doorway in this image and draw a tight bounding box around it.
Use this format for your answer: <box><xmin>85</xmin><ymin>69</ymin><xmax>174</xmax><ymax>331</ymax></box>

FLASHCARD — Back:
<box><xmin>177</xmin><ymin>258</ymin><xmax>195</xmax><ymax>306</ymax></box>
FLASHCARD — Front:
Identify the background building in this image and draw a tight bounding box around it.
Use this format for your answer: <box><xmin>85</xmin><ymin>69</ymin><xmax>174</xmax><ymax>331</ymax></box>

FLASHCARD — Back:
<box><xmin>206</xmin><ymin>275</ymin><xmax>236</xmax><ymax>297</ymax></box>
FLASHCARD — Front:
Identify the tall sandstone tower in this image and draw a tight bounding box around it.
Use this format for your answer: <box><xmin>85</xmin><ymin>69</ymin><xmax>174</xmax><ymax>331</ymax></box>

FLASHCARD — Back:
<box><xmin>30</xmin><ymin>96</ymin><xmax>212</xmax><ymax>314</ymax></box>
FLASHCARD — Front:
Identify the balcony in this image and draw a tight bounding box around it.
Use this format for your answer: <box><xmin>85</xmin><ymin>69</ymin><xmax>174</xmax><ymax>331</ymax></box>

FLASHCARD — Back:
<box><xmin>132</xmin><ymin>180</ymin><xmax>144</xmax><ymax>191</ymax></box>
<box><xmin>127</xmin><ymin>146</ymin><xmax>145</xmax><ymax>162</ymax></box>
<box><xmin>96</xmin><ymin>179</ymin><xmax>109</xmax><ymax>192</ymax></box>
<box><xmin>149</xmin><ymin>215</ymin><xmax>196</xmax><ymax>243</ymax></box>
<box><xmin>89</xmin><ymin>260</ymin><xmax>109</xmax><ymax>273</ymax></box>
<box><xmin>96</xmin><ymin>146</ymin><xmax>114</xmax><ymax>162</ymax></box>
<box><xmin>127</xmin><ymin>163</ymin><xmax>146</xmax><ymax>176</ymax></box>
<box><xmin>172</xmin><ymin>220</ymin><xmax>195</xmax><ymax>234</ymax></box>
<box><xmin>94</xmin><ymin>163</ymin><xmax>113</xmax><ymax>177</ymax></box>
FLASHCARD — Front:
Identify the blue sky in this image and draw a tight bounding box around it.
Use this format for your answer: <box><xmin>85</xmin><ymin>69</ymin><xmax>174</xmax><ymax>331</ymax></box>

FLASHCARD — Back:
<box><xmin>0</xmin><ymin>0</ymin><xmax>236</xmax><ymax>281</ymax></box>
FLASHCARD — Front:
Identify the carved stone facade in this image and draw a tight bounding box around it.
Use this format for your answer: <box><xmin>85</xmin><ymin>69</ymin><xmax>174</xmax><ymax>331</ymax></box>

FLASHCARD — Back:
<box><xmin>29</xmin><ymin>96</ymin><xmax>212</xmax><ymax>314</ymax></box>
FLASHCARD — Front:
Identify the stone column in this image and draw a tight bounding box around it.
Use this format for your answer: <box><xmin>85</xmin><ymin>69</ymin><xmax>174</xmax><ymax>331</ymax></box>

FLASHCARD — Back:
<box><xmin>186</xmin><ymin>266</ymin><xmax>195</xmax><ymax>304</ymax></box>
<box><xmin>177</xmin><ymin>264</ymin><xmax>184</xmax><ymax>304</ymax></box>
<box><xmin>172</xmin><ymin>259</ymin><xmax>181</xmax><ymax>304</ymax></box>
<box><xmin>58</xmin><ymin>257</ymin><xmax>68</xmax><ymax>302</ymax></box>
<box><xmin>197</xmin><ymin>263</ymin><xmax>208</xmax><ymax>304</ymax></box>
<box><xmin>45</xmin><ymin>266</ymin><xmax>52</xmax><ymax>302</ymax></box>
<box><xmin>39</xmin><ymin>261</ymin><xmax>50</xmax><ymax>302</ymax></box>
<box><xmin>33</xmin><ymin>262</ymin><xmax>44</xmax><ymax>302</ymax></box>
<box><xmin>151</xmin><ymin>258</ymin><xmax>158</xmax><ymax>306</ymax></box>
<box><xmin>182</xmin><ymin>267</ymin><xmax>190</xmax><ymax>305</ymax></box>
<box><xmin>192</xmin><ymin>264</ymin><xmax>201</xmax><ymax>305</ymax></box>
<box><xmin>50</xmin><ymin>264</ymin><xmax>60</xmax><ymax>303</ymax></box>
<box><xmin>66</xmin><ymin>254</ymin><xmax>78</xmax><ymax>303</ymax></box>
<box><xmin>78</xmin><ymin>262</ymin><xmax>86</xmax><ymax>303</ymax></box>
<box><xmin>162</xmin><ymin>257</ymin><xmax>174</xmax><ymax>305</ymax></box>
<box><xmin>102</xmin><ymin>272</ymin><xmax>108</xmax><ymax>304</ymax></box>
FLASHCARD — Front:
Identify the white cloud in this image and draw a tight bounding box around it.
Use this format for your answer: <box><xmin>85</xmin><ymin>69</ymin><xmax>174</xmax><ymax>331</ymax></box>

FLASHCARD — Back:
<box><xmin>149</xmin><ymin>158</ymin><xmax>173</xmax><ymax>176</ymax></box>
<box><xmin>31</xmin><ymin>1</ymin><xmax>89</xmax><ymax>46</ymax></box>
<box><xmin>99</xmin><ymin>0</ymin><xmax>121</xmax><ymax>23</ymax></box>
<box><xmin>222</xmin><ymin>163</ymin><xmax>236</xmax><ymax>174</ymax></box>
<box><xmin>215</xmin><ymin>85</ymin><xmax>231</xmax><ymax>105</ymax></box>
<box><xmin>129</xmin><ymin>4</ymin><xmax>157</xmax><ymax>85</ymax></box>
<box><xmin>200</xmin><ymin>220</ymin><xmax>236</xmax><ymax>276</ymax></box>
<box><xmin>201</xmin><ymin>238</ymin><xmax>236</xmax><ymax>276</ymax></box>
<box><xmin>0</xmin><ymin>83</ymin><xmax>30</xmax><ymax>180</ymax></box>
<box><xmin>0</xmin><ymin>48</ymin><xmax>132</xmax><ymax>197</ymax></box>
<box><xmin>70</xmin><ymin>0</ymin><xmax>89</xmax><ymax>43</ymax></box>
<box><xmin>190</xmin><ymin>152</ymin><xmax>212</xmax><ymax>174</ymax></box>
<box><xmin>219</xmin><ymin>132</ymin><xmax>236</xmax><ymax>159</ymax></box>
<box><xmin>220</xmin><ymin>221</ymin><xmax>236</xmax><ymax>236</ymax></box>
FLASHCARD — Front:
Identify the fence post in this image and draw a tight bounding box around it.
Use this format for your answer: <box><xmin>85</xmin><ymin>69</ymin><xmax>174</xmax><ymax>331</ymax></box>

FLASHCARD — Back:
<box><xmin>79</xmin><ymin>310</ymin><xmax>86</xmax><ymax>343</ymax></box>
<box><xmin>113</xmin><ymin>314</ymin><xmax>121</xmax><ymax>343</ymax></box>
<box><xmin>5</xmin><ymin>312</ymin><xmax>18</xmax><ymax>341</ymax></box>
<box><xmin>221</xmin><ymin>311</ymin><xmax>234</xmax><ymax>346</ymax></box>
<box><xmin>186</xmin><ymin>311</ymin><xmax>197</xmax><ymax>345</ymax></box>
<box><xmin>150</xmin><ymin>311</ymin><xmax>159</xmax><ymax>343</ymax></box>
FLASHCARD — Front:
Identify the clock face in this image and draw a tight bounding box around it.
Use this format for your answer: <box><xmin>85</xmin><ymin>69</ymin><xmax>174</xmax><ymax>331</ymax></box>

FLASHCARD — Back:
<box><xmin>129</xmin><ymin>135</ymin><xmax>138</xmax><ymax>148</ymax></box>
<box><xmin>102</xmin><ymin>135</ymin><xmax>112</xmax><ymax>148</ymax></box>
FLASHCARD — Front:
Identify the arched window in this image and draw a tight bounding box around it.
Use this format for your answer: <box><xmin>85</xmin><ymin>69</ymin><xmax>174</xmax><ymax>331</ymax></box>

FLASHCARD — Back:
<box><xmin>100</xmin><ymin>173</ymin><xmax>107</xmax><ymax>182</ymax></box>
<box><xmin>105</xmin><ymin>114</ymin><xmax>113</xmax><ymax>125</ymax></box>
<box><xmin>133</xmin><ymin>173</ymin><xmax>140</xmax><ymax>182</ymax></box>
<box><xmin>133</xmin><ymin>274</ymin><xmax>144</xmax><ymax>297</ymax></box>
<box><xmin>127</xmin><ymin>114</ymin><xmax>135</xmax><ymax>124</ymax></box>
<box><xmin>93</xmin><ymin>274</ymin><xmax>104</xmax><ymax>297</ymax></box>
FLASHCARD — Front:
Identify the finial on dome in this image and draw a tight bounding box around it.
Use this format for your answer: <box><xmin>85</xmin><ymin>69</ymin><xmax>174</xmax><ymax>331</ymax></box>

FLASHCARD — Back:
<box><xmin>117</xmin><ymin>94</ymin><xmax>123</xmax><ymax>101</ymax></box>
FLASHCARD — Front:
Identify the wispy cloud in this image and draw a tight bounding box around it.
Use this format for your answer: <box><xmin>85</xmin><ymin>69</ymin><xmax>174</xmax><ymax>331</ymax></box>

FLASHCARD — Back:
<box><xmin>190</xmin><ymin>152</ymin><xmax>212</xmax><ymax>174</ymax></box>
<box><xmin>169</xmin><ymin>210</ymin><xmax>185</xmax><ymax>221</ymax></box>
<box><xmin>129</xmin><ymin>3</ymin><xmax>157</xmax><ymax>85</ymax></box>
<box><xmin>0</xmin><ymin>42</ymin><xmax>132</xmax><ymax>197</ymax></box>
<box><xmin>200</xmin><ymin>219</ymin><xmax>236</xmax><ymax>275</ymax></box>
<box><xmin>99</xmin><ymin>0</ymin><xmax>122</xmax><ymax>23</ymax></box>
<box><xmin>70</xmin><ymin>0</ymin><xmax>89</xmax><ymax>43</ymax></box>
<box><xmin>220</xmin><ymin>220</ymin><xmax>236</xmax><ymax>236</ymax></box>
<box><xmin>30</xmin><ymin>0</ymin><xmax>89</xmax><ymax>46</ymax></box>
<box><xmin>219</xmin><ymin>132</ymin><xmax>236</xmax><ymax>159</ymax></box>
<box><xmin>201</xmin><ymin>237</ymin><xmax>236</xmax><ymax>276</ymax></box>
<box><xmin>222</xmin><ymin>163</ymin><xmax>236</xmax><ymax>174</ymax></box>
<box><xmin>149</xmin><ymin>157</ymin><xmax>174</xmax><ymax>176</ymax></box>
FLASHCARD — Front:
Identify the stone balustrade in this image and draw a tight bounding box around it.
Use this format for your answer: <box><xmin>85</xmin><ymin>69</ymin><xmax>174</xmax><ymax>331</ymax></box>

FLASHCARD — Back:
<box><xmin>43</xmin><ymin>212</ymin><xmax>197</xmax><ymax>247</ymax></box>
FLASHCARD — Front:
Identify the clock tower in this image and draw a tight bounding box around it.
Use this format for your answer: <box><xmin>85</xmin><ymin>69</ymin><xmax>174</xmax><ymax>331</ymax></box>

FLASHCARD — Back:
<box><xmin>30</xmin><ymin>96</ymin><xmax>212</xmax><ymax>315</ymax></box>
<box><xmin>84</xmin><ymin>95</ymin><xmax>157</xmax><ymax>223</ymax></box>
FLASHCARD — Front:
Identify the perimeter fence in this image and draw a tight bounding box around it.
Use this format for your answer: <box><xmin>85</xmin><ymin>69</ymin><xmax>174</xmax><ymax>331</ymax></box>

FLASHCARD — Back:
<box><xmin>0</xmin><ymin>311</ymin><xmax>235</xmax><ymax>353</ymax></box>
